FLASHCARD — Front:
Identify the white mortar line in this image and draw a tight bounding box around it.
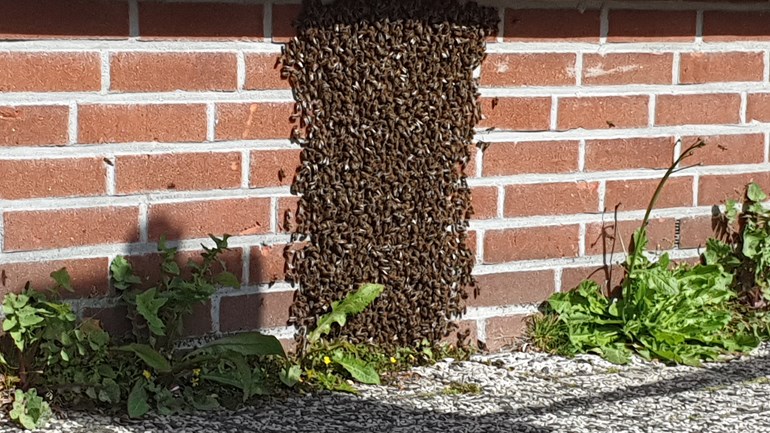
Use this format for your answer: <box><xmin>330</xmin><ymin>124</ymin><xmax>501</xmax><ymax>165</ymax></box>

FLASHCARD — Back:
<box><xmin>599</xmin><ymin>4</ymin><xmax>608</xmax><ymax>45</ymax></box>
<box><xmin>672</xmin><ymin>52</ymin><xmax>681</xmax><ymax>85</ymax></box>
<box><xmin>0</xmin><ymin>233</ymin><xmax>294</xmax><ymax>265</ymax></box>
<box><xmin>513</xmin><ymin>1</ymin><xmax>770</xmax><ymax>12</ymax></box>
<box><xmin>474</xmin><ymin>144</ymin><xmax>484</xmax><ymax>177</ymax></box>
<box><xmin>128</xmin><ymin>0</ymin><xmax>140</xmax><ymax>38</ymax></box>
<box><xmin>578</xmin><ymin>223</ymin><xmax>587</xmax><ymax>256</ymax></box>
<box><xmin>486</xmin><ymin>42</ymin><xmax>770</xmax><ymax>54</ymax></box>
<box><xmin>206</xmin><ymin>103</ymin><xmax>216</xmax><ymax>142</ymax></box>
<box><xmin>496</xmin><ymin>185</ymin><xmax>505</xmax><ymax>218</ymax></box>
<box><xmin>475</xmin><ymin>319</ymin><xmax>487</xmax><ymax>344</ymax></box>
<box><xmin>67</xmin><ymin>103</ymin><xmax>78</xmax><ymax>145</ymax></box>
<box><xmin>210</xmin><ymin>296</ymin><xmax>221</xmax><ymax>333</ymax></box>
<box><xmin>217</xmin><ymin>282</ymin><xmax>297</xmax><ymax>297</ymax></box>
<box><xmin>463</xmin><ymin>304</ymin><xmax>539</xmax><ymax>321</ymax></box>
<box><xmin>765</xmin><ymin>51</ymin><xmax>770</xmax><ymax>84</ymax></box>
<box><xmin>475</xmin><ymin>229</ymin><xmax>485</xmax><ymax>266</ymax></box>
<box><xmin>236</xmin><ymin>51</ymin><xmax>246</xmax><ymax>90</ymax></box>
<box><xmin>673</xmin><ymin>136</ymin><xmax>683</xmax><ymax>164</ymax></box>
<box><xmin>553</xmin><ymin>268</ymin><xmax>563</xmax><ymax>293</ymax></box>
<box><xmin>0</xmin><ymin>140</ymin><xmax>299</xmax><ymax>159</ymax></box>
<box><xmin>695</xmin><ymin>10</ymin><xmax>704</xmax><ymax>44</ymax></box>
<box><xmin>138</xmin><ymin>201</ymin><xmax>149</xmax><ymax>243</ymax></box>
<box><xmin>574</xmin><ymin>52</ymin><xmax>583</xmax><ymax>86</ymax></box>
<box><xmin>270</xmin><ymin>196</ymin><xmax>278</xmax><ymax>233</ymax></box>
<box><xmin>474</xmin><ymin>124</ymin><xmax>768</xmax><ymax>142</ymax></box>
<box><xmin>597</xmin><ymin>179</ymin><xmax>606</xmax><ymax>211</ymax></box>
<box><xmin>0</xmin><ymin>90</ymin><xmax>294</xmax><ymax>104</ymax></box>
<box><xmin>765</xmin><ymin>132</ymin><xmax>770</xmax><ymax>163</ymax></box>
<box><xmin>647</xmin><ymin>94</ymin><xmax>656</xmax><ymax>127</ymax></box>
<box><xmin>0</xmin><ymin>40</ymin><xmax>283</xmax><ymax>52</ymax></box>
<box><xmin>578</xmin><ymin>139</ymin><xmax>586</xmax><ymax>171</ymax></box>
<box><xmin>496</xmin><ymin>5</ymin><xmax>505</xmax><ymax>43</ymax></box>
<box><xmin>479</xmin><ymin>84</ymin><xmax>769</xmax><ymax>98</ymax></box>
<box><xmin>241</xmin><ymin>246</ymin><xmax>251</xmax><ymax>286</ymax></box>
<box><xmin>549</xmin><ymin>95</ymin><xmax>559</xmax><ymax>130</ymax></box>
<box><xmin>263</xmin><ymin>1</ymin><xmax>273</xmax><ymax>42</ymax></box>
<box><xmin>105</xmin><ymin>156</ymin><xmax>116</xmax><ymax>196</ymax></box>
<box><xmin>241</xmin><ymin>149</ymin><xmax>252</xmax><ymax>188</ymax></box>
<box><xmin>0</xmin><ymin>213</ymin><xmax>4</xmax><ymax>252</ymax></box>
<box><xmin>692</xmin><ymin>173</ymin><xmax>700</xmax><ymax>206</ymax></box>
<box><xmin>100</xmin><ymin>52</ymin><xmax>111</xmax><ymax>94</ymax></box>
<box><xmin>740</xmin><ymin>92</ymin><xmax>748</xmax><ymax>124</ymax></box>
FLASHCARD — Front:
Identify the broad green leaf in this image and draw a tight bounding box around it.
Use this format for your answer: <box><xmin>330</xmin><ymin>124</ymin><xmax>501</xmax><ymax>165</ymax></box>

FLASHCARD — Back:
<box><xmin>215</xmin><ymin>271</ymin><xmax>240</xmax><ymax>288</ymax></box>
<box><xmin>279</xmin><ymin>364</ymin><xmax>302</xmax><ymax>388</ymax></box>
<box><xmin>748</xmin><ymin>182</ymin><xmax>767</xmax><ymax>202</ymax></box>
<box><xmin>189</xmin><ymin>332</ymin><xmax>285</xmax><ymax>358</ymax></box>
<box><xmin>127</xmin><ymin>381</ymin><xmax>151</xmax><ymax>419</ymax></box>
<box><xmin>50</xmin><ymin>268</ymin><xmax>73</xmax><ymax>292</ymax></box>
<box><xmin>117</xmin><ymin>343</ymin><xmax>172</xmax><ymax>373</ymax></box>
<box><xmin>308</xmin><ymin>283</ymin><xmax>385</xmax><ymax>342</ymax></box>
<box><xmin>99</xmin><ymin>378</ymin><xmax>121</xmax><ymax>403</ymax></box>
<box><xmin>135</xmin><ymin>288</ymin><xmax>168</xmax><ymax>336</ymax></box>
<box><xmin>332</xmin><ymin>352</ymin><xmax>380</xmax><ymax>385</ymax></box>
<box><xmin>110</xmin><ymin>256</ymin><xmax>142</xmax><ymax>290</ymax></box>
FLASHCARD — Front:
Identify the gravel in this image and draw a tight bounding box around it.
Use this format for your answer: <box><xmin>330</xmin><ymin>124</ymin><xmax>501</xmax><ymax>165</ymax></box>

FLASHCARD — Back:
<box><xmin>4</xmin><ymin>345</ymin><xmax>770</xmax><ymax>433</ymax></box>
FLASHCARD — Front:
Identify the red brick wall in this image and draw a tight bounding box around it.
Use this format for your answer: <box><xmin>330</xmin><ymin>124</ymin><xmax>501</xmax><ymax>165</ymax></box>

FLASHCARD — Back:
<box><xmin>1</xmin><ymin>0</ymin><xmax>769</xmax><ymax>352</ymax></box>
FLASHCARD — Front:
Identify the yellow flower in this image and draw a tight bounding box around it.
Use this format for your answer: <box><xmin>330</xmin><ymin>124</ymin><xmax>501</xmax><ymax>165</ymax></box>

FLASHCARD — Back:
<box><xmin>192</xmin><ymin>368</ymin><xmax>201</xmax><ymax>377</ymax></box>
<box><xmin>323</xmin><ymin>356</ymin><xmax>332</xmax><ymax>365</ymax></box>
<box><xmin>390</xmin><ymin>356</ymin><xmax>397</xmax><ymax>364</ymax></box>
<box><xmin>142</xmin><ymin>370</ymin><xmax>152</xmax><ymax>380</ymax></box>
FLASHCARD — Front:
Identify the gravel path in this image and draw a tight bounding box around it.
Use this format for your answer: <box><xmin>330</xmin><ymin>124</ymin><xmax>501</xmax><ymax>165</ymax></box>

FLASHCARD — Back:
<box><xmin>4</xmin><ymin>345</ymin><xmax>770</xmax><ymax>433</ymax></box>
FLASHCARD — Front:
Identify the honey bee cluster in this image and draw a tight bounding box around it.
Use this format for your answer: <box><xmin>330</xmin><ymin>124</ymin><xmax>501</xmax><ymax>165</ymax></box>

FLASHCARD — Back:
<box><xmin>281</xmin><ymin>0</ymin><xmax>498</xmax><ymax>349</ymax></box>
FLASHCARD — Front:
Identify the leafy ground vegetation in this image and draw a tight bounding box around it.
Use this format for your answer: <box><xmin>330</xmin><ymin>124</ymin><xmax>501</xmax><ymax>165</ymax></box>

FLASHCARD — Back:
<box><xmin>0</xmin><ymin>236</ymin><xmax>471</xmax><ymax>430</ymax></box>
<box><xmin>530</xmin><ymin>141</ymin><xmax>770</xmax><ymax>366</ymax></box>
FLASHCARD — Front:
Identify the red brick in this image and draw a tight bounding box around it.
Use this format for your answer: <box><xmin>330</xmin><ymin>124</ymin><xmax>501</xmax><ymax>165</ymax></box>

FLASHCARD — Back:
<box><xmin>116</xmin><ymin>152</ymin><xmax>241</xmax><ymax>194</ymax></box>
<box><xmin>585</xmin><ymin>218</ymin><xmax>675</xmax><ymax>256</ymax></box>
<box><xmin>139</xmin><ymin>2</ymin><xmax>263</xmax><ymax>40</ymax></box>
<box><xmin>219</xmin><ymin>290</ymin><xmax>295</xmax><ymax>331</ymax></box>
<box><xmin>585</xmin><ymin>137</ymin><xmax>674</xmax><ymax>171</ymax></box>
<box><xmin>148</xmin><ymin>198</ymin><xmax>271</xmax><ymax>242</ymax></box>
<box><xmin>216</xmin><ymin>102</ymin><xmax>296</xmax><ymax>140</ymax></box>
<box><xmin>0</xmin><ymin>158</ymin><xmax>106</xmax><ymax>199</ymax></box>
<box><xmin>479</xmin><ymin>97</ymin><xmax>551</xmax><ymax>131</ymax></box>
<box><xmin>78</xmin><ymin>104</ymin><xmax>207</xmax><ymax>144</ymax></box>
<box><xmin>0</xmin><ymin>0</ymin><xmax>128</xmax><ymax>39</ymax></box>
<box><xmin>679</xmin><ymin>215</ymin><xmax>719</xmax><ymax>249</ymax></box>
<box><xmin>110</xmin><ymin>52</ymin><xmax>237</xmax><ymax>92</ymax></box>
<box><xmin>558</xmin><ymin>96</ymin><xmax>649</xmax><ymax>130</ymax></box>
<box><xmin>484</xmin><ymin>225</ymin><xmax>580</xmax><ymax>263</ymax></box>
<box><xmin>583</xmin><ymin>53</ymin><xmax>673</xmax><ymax>85</ymax></box>
<box><xmin>703</xmin><ymin>11</ymin><xmax>770</xmax><ymax>42</ymax></box>
<box><xmin>680</xmin><ymin>52</ymin><xmax>764</xmax><ymax>84</ymax></box>
<box><xmin>504</xmin><ymin>182</ymin><xmax>599</xmax><ymax>217</ymax></box>
<box><xmin>272</xmin><ymin>4</ymin><xmax>302</xmax><ymax>43</ymax></box>
<box><xmin>681</xmin><ymin>134</ymin><xmax>764</xmax><ymax>166</ymax></box>
<box><xmin>3</xmin><ymin>207</ymin><xmax>139</xmax><ymax>252</ymax></box>
<box><xmin>480</xmin><ymin>54</ymin><xmax>576</xmax><ymax>87</ymax></box>
<box><xmin>604</xmin><ymin>177</ymin><xmax>693</xmax><ymax>211</ymax></box>
<box><xmin>470</xmin><ymin>271</ymin><xmax>554</xmax><ymax>307</ymax></box>
<box><xmin>561</xmin><ymin>265</ymin><xmax>624</xmax><ymax>294</ymax></box>
<box><xmin>698</xmin><ymin>172</ymin><xmax>770</xmax><ymax>205</ymax></box>
<box><xmin>82</xmin><ymin>305</ymin><xmax>132</xmax><ymax>338</ymax></box>
<box><xmin>250</xmin><ymin>244</ymin><xmax>288</xmax><ymax>284</ymax></box>
<box><xmin>608</xmin><ymin>10</ymin><xmax>696</xmax><ymax>42</ymax></box>
<box><xmin>277</xmin><ymin>196</ymin><xmax>300</xmax><ymax>233</ymax></box>
<box><xmin>470</xmin><ymin>187</ymin><xmax>498</xmax><ymax>220</ymax></box>
<box><xmin>0</xmin><ymin>258</ymin><xmax>109</xmax><ymax>299</ymax></box>
<box><xmin>126</xmin><ymin>248</ymin><xmax>243</xmax><ymax>290</ymax></box>
<box><xmin>245</xmin><ymin>53</ymin><xmax>291</xmax><ymax>90</ymax></box>
<box><xmin>465</xmin><ymin>230</ymin><xmax>477</xmax><ymax>256</ymax></box>
<box><xmin>465</xmin><ymin>145</ymin><xmax>478</xmax><ymax>178</ymax></box>
<box><xmin>182</xmin><ymin>301</ymin><xmax>212</xmax><ymax>337</ymax></box>
<box><xmin>483</xmin><ymin>141</ymin><xmax>579</xmax><ymax>176</ymax></box>
<box><xmin>748</xmin><ymin>93</ymin><xmax>770</xmax><ymax>123</ymax></box>
<box><xmin>504</xmin><ymin>9</ymin><xmax>600</xmax><ymax>42</ymax></box>
<box><xmin>0</xmin><ymin>52</ymin><xmax>101</xmax><ymax>92</ymax></box>
<box><xmin>0</xmin><ymin>106</ymin><xmax>69</xmax><ymax>146</ymax></box>
<box><xmin>250</xmin><ymin>149</ymin><xmax>302</xmax><ymax>188</ymax></box>
<box><xmin>484</xmin><ymin>315</ymin><xmax>529</xmax><ymax>351</ymax></box>
<box><xmin>656</xmin><ymin>94</ymin><xmax>741</xmax><ymax>126</ymax></box>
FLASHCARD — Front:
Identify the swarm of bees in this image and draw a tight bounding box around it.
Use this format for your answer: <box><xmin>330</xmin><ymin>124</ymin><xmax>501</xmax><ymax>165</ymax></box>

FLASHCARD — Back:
<box><xmin>281</xmin><ymin>0</ymin><xmax>498</xmax><ymax>350</ymax></box>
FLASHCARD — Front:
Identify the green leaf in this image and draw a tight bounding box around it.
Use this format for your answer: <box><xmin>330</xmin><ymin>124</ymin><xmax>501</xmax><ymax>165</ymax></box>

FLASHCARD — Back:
<box><xmin>215</xmin><ymin>271</ymin><xmax>240</xmax><ymax>288</ymax></box>
<box><xmin>117</xmin><ymin>343</ymin><xmax>172</xmax><ymax>373</ymax></box>
<box><xmin>279</xmin><ymin>364</ymin><xmax>302</xmax><ymax>388</ymax></box>
<box><xmin>110</xmin><ymin>256</ymin><xmax>142</xmax><ymax>290</ymax></box>
<box><xmin>307</xmin><ymin>283</ymin><xmax>385</xmax><ymax>342</ymax></box>
<box><xmin>127</xmin><ymin>381</ymin><xmax>151</xmax><ymax>419</ymax></box>
<box><xmin>135</xmin><ymin>288</ymin><xmax>168</xmax><ymax>336</ymax></box>
<box><xmin>190</xmin><ymin>332</ymin><xmax>286</xmax><ymax>358</ymax></box>
<box><xmin>332</xmin><ymin>352</ymin><xmax>381</xmax><ymax>385</ymax></box>
<box><xmin>99</xmin><ymin>378</ymin><xmax>121</xmax><ymax>403</ymax></box>
<box><xmin>748</xmin><ymin>182</ymin><xmax>767</xmax><ymax>202</ymax></box>
<box><xmin>50</xmin><ymin>268</ymin><xmax>73</xmax><ymax>292</ymax></box>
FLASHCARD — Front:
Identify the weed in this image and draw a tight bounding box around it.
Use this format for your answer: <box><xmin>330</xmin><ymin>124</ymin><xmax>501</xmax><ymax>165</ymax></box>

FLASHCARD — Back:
<box><xmin>9</xmin><ymin>389</ymin><xmax>51</xmax><ymax>430</ymax></box>
<box><xmin>442</xmin><ymin>381</ymin><xmax>482</xmax><ymax>395</ymax></box>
